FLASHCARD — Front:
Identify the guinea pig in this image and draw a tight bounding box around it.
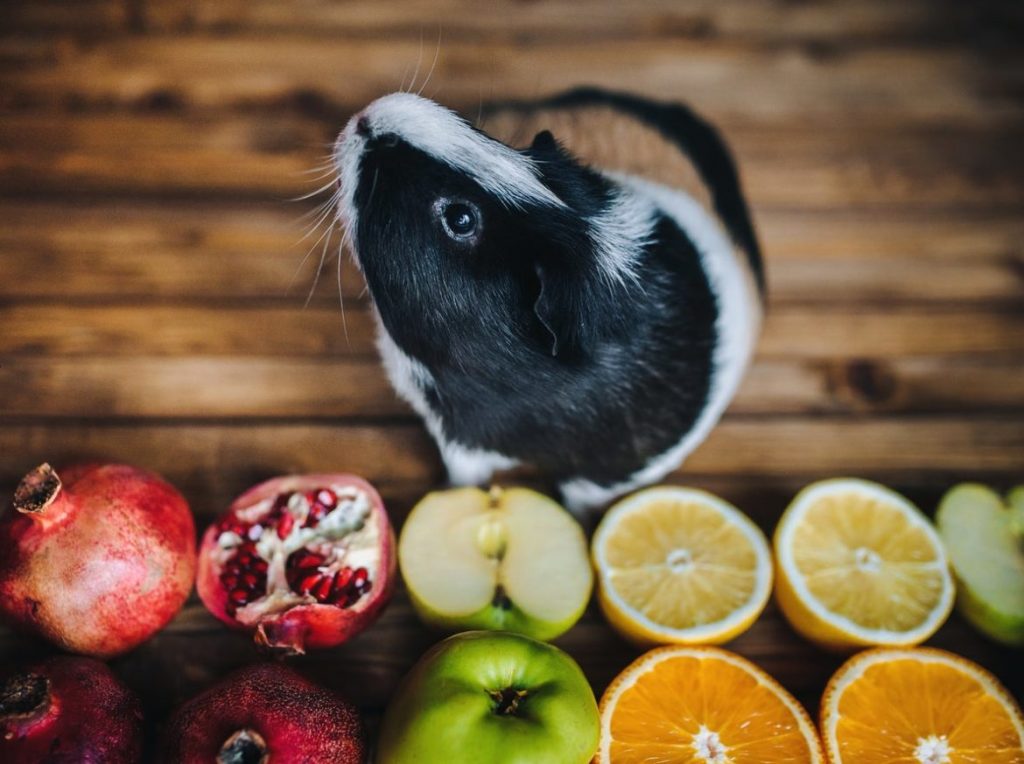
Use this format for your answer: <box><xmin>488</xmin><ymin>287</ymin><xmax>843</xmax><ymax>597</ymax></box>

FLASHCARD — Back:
<box><xmin>332</xmin><ymin>87</ymin><xmax>763</xmax><ymax>513</ymax></box>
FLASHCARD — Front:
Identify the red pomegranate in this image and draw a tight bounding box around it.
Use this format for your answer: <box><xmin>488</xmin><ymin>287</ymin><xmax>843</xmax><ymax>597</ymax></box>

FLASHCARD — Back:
<box><xmin>0</xmin><ymin>655</ymin><xmax>144</xmax><ymax>763</ymax></box>
<box><xmin>0</xmin><ymin>463</ymin><xmax>196</xmax><ymax>657</ymax></box>
<box><xmin>197</xmin><ymin>474</ymin><xmax>395</xmax><ymax>653</ymax></box>
<box><xmin>157</xmin><ymin>662</ymin><xmax>365</xmax><ymax>763</ymax></box>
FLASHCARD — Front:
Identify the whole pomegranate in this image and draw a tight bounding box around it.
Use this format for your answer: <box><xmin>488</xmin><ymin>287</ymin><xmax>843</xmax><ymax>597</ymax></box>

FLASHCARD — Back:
<box><xmin>0</xmin><ymin>655</ymin><xmax>144</xmax><ymax>763</ymax></box>
<box><xmin>157</xmin><ymin>662</ymin><xmax>365</xmax><ymax>763</ymax></box>
<box><xmin>197</xmin><ymin>474</ymin><xmax>395</xmax><ymax>653</ymax></box>
<box><xmin>0</xmin><ymin>463</ymin><xmax>196</xmax><ymax>657</ymax></box>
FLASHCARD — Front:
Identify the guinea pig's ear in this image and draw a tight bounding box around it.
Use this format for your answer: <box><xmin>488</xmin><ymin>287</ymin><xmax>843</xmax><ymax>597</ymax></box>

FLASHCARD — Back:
<box><xmin>530</xmin><ymin>130</ymin><xmax>560</xmax><ymax>154</ymax></box>
<box><xmin>533</xmin><ymin>262</ymin><xmax>563</xmax><ymax>357</ymax></box>
<box><xmin>532</xmin><ymin>259</ymin><xmax>600</xmax><ymax>358</ymax></box>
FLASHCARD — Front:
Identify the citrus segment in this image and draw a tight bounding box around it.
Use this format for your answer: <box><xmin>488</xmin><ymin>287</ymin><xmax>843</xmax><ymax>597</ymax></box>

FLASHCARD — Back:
<box><xmin>597</xmin><ymin>646</ymin><xmax>824</xmax><ymax>763</ymax></box>
<box><xmin>592</xmin><ymin>487</ymin><xmax>772</xmax><ymax>645</ymax></box>
<box><xmin>821</xmin><ymin>647</ymin><xmax>1024</xmax><ymax>764</ymax></box>
<box><xmin>774</xmin><ymin>479</ymin><xmax>953</xmax><ymax>651</ymax></box>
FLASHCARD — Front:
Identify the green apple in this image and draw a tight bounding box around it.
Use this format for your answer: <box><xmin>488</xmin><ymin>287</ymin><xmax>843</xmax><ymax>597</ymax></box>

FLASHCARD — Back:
<box><xmin>398</xmin><ymin>486</ymin><xmax>592</xmax><ymax>641</ymax></box>
<box><xmin>937</xmin><ymin>483</ymin><xmax>1024</xmax><ymax>646</ymax></box>
<box><xmin>377</xmin><ymin>631</ymin><xmax>599</xmax><ymax>764</ymax></box>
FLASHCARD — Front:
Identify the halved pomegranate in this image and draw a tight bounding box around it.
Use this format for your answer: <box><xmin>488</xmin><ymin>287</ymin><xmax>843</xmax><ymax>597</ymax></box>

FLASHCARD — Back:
<box><xmin>197</xmin><ymin>474</ymin><xmax>395</xmax><ymax>653</ymax></box>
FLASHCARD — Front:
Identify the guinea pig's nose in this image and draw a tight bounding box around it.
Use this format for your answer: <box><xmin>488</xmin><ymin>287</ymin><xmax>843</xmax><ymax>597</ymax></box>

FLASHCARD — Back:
<box><xmin>355</xmin><ymin>115</ymin><xmax>372</xmax><ymax>137</ymax></box>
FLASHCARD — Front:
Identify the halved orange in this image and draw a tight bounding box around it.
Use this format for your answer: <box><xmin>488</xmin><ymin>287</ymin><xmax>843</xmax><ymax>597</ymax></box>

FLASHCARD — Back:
<box><xmin>597</xmin><ymin>645</ymin><xmax>824</xmax><ymax>763</ymax></box>
<box><xmin>821</xmin><ymin>647</ymin><xmax>1024</xmax><ymax>764</ymax></box>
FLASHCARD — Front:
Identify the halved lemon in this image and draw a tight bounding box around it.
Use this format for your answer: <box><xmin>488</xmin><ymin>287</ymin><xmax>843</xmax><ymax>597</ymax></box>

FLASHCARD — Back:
<box><xmin>592</xmin><ymin>486</ymin><xmax>772</xmax><ymax>645</ymax></box>
<box><xmin>774</xmin><ymin>478</ymin><xmax>954</xmax><ymax>651</ymax></box>
<box><xmin>821</xmin><ymin>647</ymin><xmax>1024</xmax><ymax>763</ymax></box>
<box><xmin>597</xmin><ymin>645</ymin><xmax>825</xmax><ymax>763</ymax></box>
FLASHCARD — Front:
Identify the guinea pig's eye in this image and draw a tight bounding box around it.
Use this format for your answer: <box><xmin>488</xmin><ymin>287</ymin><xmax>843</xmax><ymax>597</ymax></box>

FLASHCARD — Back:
<box><xmin>438</xmin><ymin>200</ymin><xmax>481</xmax><ymax>241</ymax></box>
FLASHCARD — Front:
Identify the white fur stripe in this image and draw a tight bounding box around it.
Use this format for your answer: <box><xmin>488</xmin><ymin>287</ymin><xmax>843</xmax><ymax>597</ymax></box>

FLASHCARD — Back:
<box><xmin>346</xmin><ymin>92</ymin><xmax>565</xmax><ymax>210</ymax></box>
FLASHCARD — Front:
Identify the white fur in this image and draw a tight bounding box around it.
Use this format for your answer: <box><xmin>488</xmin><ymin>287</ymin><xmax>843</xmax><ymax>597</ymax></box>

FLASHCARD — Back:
<box><xmin>560</xmin><ymin>173</ymin><xmax>762</xmax><ymax>513</ymax></box>
<box><xmin>339</xmin><ymin>93</ymin><xmax>564</xmax><ymax>212</ymax></box>
<box><xmin>374</xmin><ymin>314</ymin><xmax>519</xmax><ymax>486</ymax></box>
<box><xmin>587</xmin><ymin>183</ymin><xmax>658</xmax><ymax>286</ymax></box>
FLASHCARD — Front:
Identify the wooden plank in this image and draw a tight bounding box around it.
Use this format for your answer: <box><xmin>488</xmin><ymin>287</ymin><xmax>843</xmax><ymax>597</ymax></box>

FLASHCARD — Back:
<box><xmin>2</xmin><ymin>114</ymin><xmax>1023</xmax><ymax>209</ymax></box>
<box><xmin>3</xmin><ymin>1</ymin><xmax>128</xmax><ymax>33</ymax></box>
<box><xmin>3</xmin><ymin>37</ymin><xmax>1021</xmax><ymax>126</ymax></box>
<box><xmin>2</xmin><ymin>202</ymin><xmax>1021</xmax><ymax>304</ymax></box>
<box><xmin>1</xmin><ymin>302</ymin><xmax>1021</xmax><ymax>359</ymax></box>
<box><xmin>0</xmin><ymin>417</ymin><xmax>1019</xmax><ymax>504</ymax></box>
<box><xmin>131</xmin><ymin>0</ymin><xmax>980</xmax><ymax>45</ymax></box>
<box><xmin>2</xmin><ymin>356</ymin><xmax>1023</xmax><ymax>419</ymax></box>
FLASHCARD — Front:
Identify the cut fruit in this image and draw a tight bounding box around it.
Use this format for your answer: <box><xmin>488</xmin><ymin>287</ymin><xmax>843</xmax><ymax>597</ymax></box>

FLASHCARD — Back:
<box><xmin>398</xmin><ymin>486</ymin><xmax>592</xmax><ymax>641</ymax></box>
<box><xmin>596</xmin><ymin>645</ymin><xmax>824</xmax><ymax>763</ymax></box>
<box><xmin>774</xmin><ymin>478</ymin><xmax>954</xmax><ymax>652</ymax></box>
<box><xmin>821</xmin><ymin>647</ymin><xmax>1024</xmax><ymax>764</ymax></box>
<box><xmin>592</xmin><ymin>486</ymin><xmax>772</xmax><ymax>645</ymax></box>
<box><xmin>937</xmin><ymin>483</ymin><xmax>1024</xmax><ymax>646</ymax></box>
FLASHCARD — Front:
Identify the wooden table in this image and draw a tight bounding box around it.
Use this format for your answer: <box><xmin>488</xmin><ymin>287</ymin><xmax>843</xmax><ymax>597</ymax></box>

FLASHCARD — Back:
<box><xmin>1</xmin><ymin>0</ymin><xmax>1022</xmax><ymax>747</ymax></box>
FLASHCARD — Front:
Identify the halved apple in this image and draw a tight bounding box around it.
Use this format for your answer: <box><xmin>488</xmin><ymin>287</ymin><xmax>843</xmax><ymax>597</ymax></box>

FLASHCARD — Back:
<box><xmin>937</xmin><ymin>483</ymin><xmax>1024</xmax><ymax>646</ymax></box>
<box><xmin>398</xmin><ymin>486</ymin><xmax>593</xmax><ymax>641</ymax></box>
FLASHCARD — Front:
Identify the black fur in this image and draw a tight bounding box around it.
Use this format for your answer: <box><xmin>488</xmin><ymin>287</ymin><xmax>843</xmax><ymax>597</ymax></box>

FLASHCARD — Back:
<box><xmin>351</xmin><ymin>95</ymin><xmax>723</xmax><ymax>487</ymax></box>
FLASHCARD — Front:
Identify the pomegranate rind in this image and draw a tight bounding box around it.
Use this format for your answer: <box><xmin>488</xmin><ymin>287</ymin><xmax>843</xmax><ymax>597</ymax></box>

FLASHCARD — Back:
<box><xmin>0</xmin><ymin>656</ymin><xmax>143</xmax><ymax>763</ymax></box>
<box><xmin>0</xmin><ymin>463</ymin><xmax>196</xmax><ymax>657</ymax></box>
<box><xmin>197</xmin><ymin>473</ymin><xmax>396</xmax><ymax>653</ymax></box>
<box><xmin>156</xmin><ymin>662</ymin><xmax>365</xmax><ymax>764</ymax></box>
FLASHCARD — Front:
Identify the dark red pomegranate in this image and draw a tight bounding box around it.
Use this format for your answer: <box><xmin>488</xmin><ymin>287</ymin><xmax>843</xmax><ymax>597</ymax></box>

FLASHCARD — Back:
<box><xmin>197</xmin><ymin>474</ymin><xmax>395</xmax><ymax>653</ymax></box>
<box><xmin>0</xmin><ymin>655</ymin><xmax>144</xmax><ymax>763</ymax></box>
<box><xmin>0</xmin><ymin>463</ymin><xmax>196</xmax><ymax>657</ymax></box>
<box><xmin>157</xmin><ymin>662</ymin><xmax>365</xmax><ymax>764</ymax></box>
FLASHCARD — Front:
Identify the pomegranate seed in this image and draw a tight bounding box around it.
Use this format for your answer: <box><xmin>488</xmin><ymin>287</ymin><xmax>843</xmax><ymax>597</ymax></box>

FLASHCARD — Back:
<box><xmin>335</xmin><ymin>567</ymin><xmax>354</xmax><ymax>589</ymax></box>
<box><xmin>312</xmin><ymin>577</ymin><xmax>333</xmax><ymax>602</ymax></box>
<box><xmin>317</xmin><ymin>489</ymin><xmax>337</xmax><ymax>508</ymax></box>
<box><xmin>229</xmin><ymin>588</ymin><xmax>249</xmax><ymax>605</ymax></box>
<box><xmin>295</xmin><ymin>574</ymin><xmax>319</xmax><ymax>594</ymax></box>
<box><xmin>240</xmin><ymin>572</ymin><xmax>259</xmax><ymax>589</ymax></box>
<box><xmin>221</xmin><ymin>574</ymin><xmax>239</xmax><ymax>589</ymax></box>
<box><xmin>277</xmin><ymin>513</ymin><xmax>295</xmax><ymax>540</ymax></box>
<box><xmin>252</xmin><ymin>558</ymin><xmax>268</xmax><ymax>573</ymax></box>
<box><xmin>353</xmin><ymin>568</ymin><xmax>368</xmax><ymax>587</ymax></box>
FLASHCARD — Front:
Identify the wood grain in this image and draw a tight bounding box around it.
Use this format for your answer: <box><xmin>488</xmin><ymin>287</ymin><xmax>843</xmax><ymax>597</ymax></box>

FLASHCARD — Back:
<box><xmin>2</xmin><ymin>357</ymin><xmax>1023</xmax><ymax>419</ymax></box>
<box><xmin>3</xmin><ymin>113</ymin><xmax>1023</xmax><ymax>210</ymax></box>
<box><xmin>1</xmin><ymin>0</ymin><xmax>1022</xmax><ymax>737</ymax></box>
<box><xmin>2</xmin><ymin>302</ymin><xmax>1021</xmax><ymax>359</ymax></box>
<box><xmin>4</xmin><ymin>37</ymin><xmax>1022</xmax><ymax>126</ymax></box>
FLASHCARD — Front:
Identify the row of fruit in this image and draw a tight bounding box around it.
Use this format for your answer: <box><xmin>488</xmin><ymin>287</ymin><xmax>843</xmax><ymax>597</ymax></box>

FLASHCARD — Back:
<box><xmin>0</xmin><ymin>462</ymin><xmax>1021</xmax><ymax>761</ymax></box>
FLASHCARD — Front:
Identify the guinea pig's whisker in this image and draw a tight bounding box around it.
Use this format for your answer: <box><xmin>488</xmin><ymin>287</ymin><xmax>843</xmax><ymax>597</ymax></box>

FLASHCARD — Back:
<box><xmin>404</xmin><ymin>32</ymin><xmax>425</xmax><ymax>95</ymax></box>
<box><xmin>335</xmin><ymin>234</ymin><xmax>350</xmax><ymax>345</ymax></box>
<box><xmin>416</xmin><ymin>30</ymin><xmax>442</xmax><ymax>98</ymax></box>
<box><xmin>365</xmin><ymin>167</ymin><xmax>381</xmax><ymax>210</ymax></box>
<box><xmin>290</xmin><ymin>176</ymin><xmax>340</xmax><ymax>202</ymax></box>
<box><xmin>304</xmin><ymin>217</ymin><xmax>337</xmax><ymax>308</ymax></box>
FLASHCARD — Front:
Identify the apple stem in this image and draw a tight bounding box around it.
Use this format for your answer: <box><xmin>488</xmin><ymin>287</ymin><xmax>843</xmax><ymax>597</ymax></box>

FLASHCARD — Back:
<box><xmin>489</xmin><ymin>687</ymin><xmax>528</xmax><ymax>716</ymax></box>
<box><xmin>218</xmin><ymin>728</ymin><xmax>268</xmax><ymax>764</ymax></box>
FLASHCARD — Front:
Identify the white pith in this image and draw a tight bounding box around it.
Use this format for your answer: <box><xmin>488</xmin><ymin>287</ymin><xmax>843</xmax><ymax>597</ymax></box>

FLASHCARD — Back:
<box><xmin>593</xmin><ymin>486</ymin><xmax>772</xmax><ymax>641</ymax></box>
<box><xmin>692</xmin><ymin>725</ymin><xmax>728</xmax><ymax>763</ymax></box>
<box><xmin>213</xmin><ymin>485</ymin><xmax>377</xmax><ymax>623</ymax></box>
<box><xmin>399</xmin><ymin>487</ymin><xmax>591</xmax><ymax>622</ymax></box>
<box><xmin>822</xmin><ymin>648</ymin><xmax>1024</xmax><ymax>763</ymax></box>
<box><xmin>776</xmin><ymin>478</ymin><xmax>955</xmax><ymax>644</ymax></box>
<box><xmin>596</xmin><ymin>647</ymin><xmax>823</xmax><ymax>764</ymax></box>
<box><xmin>914</xmin><ymin>735</ymin><xmax>952</xmax><ymax>764</ymax></box>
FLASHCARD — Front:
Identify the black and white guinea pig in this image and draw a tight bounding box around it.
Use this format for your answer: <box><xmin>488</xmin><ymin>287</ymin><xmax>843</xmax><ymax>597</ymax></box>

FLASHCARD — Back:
<box><xmin>333</xmin><ymin>87</ymin><xmax>763</xmax><ymax>513</ymax></box>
